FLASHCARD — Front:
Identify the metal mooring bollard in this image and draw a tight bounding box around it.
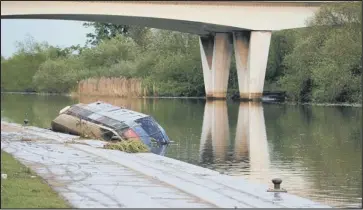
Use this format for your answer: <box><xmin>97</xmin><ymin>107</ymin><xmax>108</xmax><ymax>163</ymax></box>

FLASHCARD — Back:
<box><xmin>267</xmin><ymin>178</ymin><xmax>287</xmax><ymax>193</ymax></box>
<box><xmin>24</xmin><ymin>118</ymin><xmax>29</xmax><ymax>126</ymax></box>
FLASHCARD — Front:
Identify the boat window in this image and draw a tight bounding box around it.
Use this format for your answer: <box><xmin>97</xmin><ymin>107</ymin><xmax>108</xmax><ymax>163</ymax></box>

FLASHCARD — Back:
<box><xmin>132</xmin><ymin>125</ymin><xmax>152</xmax><ymax>147</ymax></box>
<box><xmin>66</xmin><ymin>106</ymin><xmax>93</xmax><ymax>119</ymax></box>
<box><xmin>135</xmin><ymin>117</ymin><xmax>166</xmax><ymax>143</ymax></box>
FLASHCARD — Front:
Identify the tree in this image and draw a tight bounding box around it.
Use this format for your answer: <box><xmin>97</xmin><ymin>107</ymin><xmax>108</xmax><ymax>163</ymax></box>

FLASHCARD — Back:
<box><xmin>32</xmin><ymin>58</ymin><xmax>82</xmax><ymax>93</ymax></box>
<box><xmin>278</xmin><ymin>2</ymin><xmax>362</xmax><ymax>103</ymax></box>
<box><xmin>1</xmin><ymin>36</ymin><xmax>51</xmax><ymax>92</ymax></box>
<box><xmin>83</xmin><ymin>22</ymin><xmax>152</xmax><ymax>47</ymax></box>
<box><xmin>266</xmin><ymin>30</ymin><xmax>298</xmax><ymax>82</ymax></box>
<box><xmin>83</xmin><ymin>22</ymin><xmax>129</xmax><ymax>46</ymax></box>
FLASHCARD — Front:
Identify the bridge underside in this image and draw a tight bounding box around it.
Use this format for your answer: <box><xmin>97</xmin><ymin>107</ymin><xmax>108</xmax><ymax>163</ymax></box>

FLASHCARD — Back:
<box><xmin>2</xmin><ymin>14</ymin><xmax>247</xmax><ymax>36</ymax></box>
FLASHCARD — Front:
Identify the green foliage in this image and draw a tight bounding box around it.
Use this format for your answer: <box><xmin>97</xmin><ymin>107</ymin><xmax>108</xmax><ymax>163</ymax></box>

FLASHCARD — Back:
<box><xmin>80</xmin><ymin>35</ymin><xmax>139</xmax><ymax>68</ymax></box>
<box><xmin>143</xmin><ymin>31</ymin><xmax>205</xmax><ymax>96</ymax></box>
<box><xmin>307</xmin><ymin>2</ymin><xmax>362</xmax><ymax>26</ymax></box>
<box><xmin>32</xmin><ymin>58</ymin><xmax>82</xmax><ymax>93</ymax></box>
<box><xmin>266</xmin><ymin>30</ymin><xmax>298</xmax><ymax>82</ymax></box>
<box><xmin>278</xmin><ymin>2</ymin><xmax>362</xmax><ymax>103</ymax></box>
<box><xmin>83</xmin><ymin>22</ymin><xmax>152</xmax><ymax>48</ymax></box>
<box><xmin>31</xmin><ymin>35</ymin><xmax>140</xmax><ymax>92</ymax></box>
<box><xmin>1</xmin><ymin>36</ymin><xmax>81</xmax><ymax>92</ymax></box>
<box><xmin>1</xmin><ymin>37</ymin><xmax>48</xmax><ymax>92</ymax></box>
<box><xmin>83</xmin><ymin>22</ymin><xmax>130</xmax><ymax>46</ymax></box>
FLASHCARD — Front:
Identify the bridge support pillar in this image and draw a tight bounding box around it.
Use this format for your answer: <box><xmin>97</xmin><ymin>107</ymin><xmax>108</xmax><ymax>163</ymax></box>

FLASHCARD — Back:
<box><xmin>199</xmin><ymin>100</ymin><xmax>230</xmax><ymax>162</ymax></box>
<box><xmin>199</xmin><ymin>33</ymin><xmax>232</xmax><ymax>99</ymax></box>
<box><xmin>233</xmin><ymin>31</ymin><xmax>272</xmax><ymax>101</ymax></box>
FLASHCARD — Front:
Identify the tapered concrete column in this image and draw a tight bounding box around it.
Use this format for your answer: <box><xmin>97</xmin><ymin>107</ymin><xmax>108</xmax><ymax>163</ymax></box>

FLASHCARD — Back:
<box><xmin>233</xmin><ymin>31</ymin><xmax>272</xmax><ymax>100</ymax></box>
<box><xmin>199</xmin><ymin>100</ymin><xmax>230</xmax><ymax>163</ymax></box>
<box><xmin>199</xmin><ymin>99</ymin><xmax>213</xmax><ymax>159</ymax></box>
<box><xmin>234</xmin><ymin>102</ymin><xmax>250</xmax><ymax>161</ymax></box>
<box><xmin>247</xmin><ymin>102</ymin><xmax>270</xmax><ymax>180</ymax></box>
<box><xmin>234</xmin><ymin>102</ymin><xmax>270</xmax><ymax>181</ymax></box>
<box><xmin>233</xmin><ymin>32</ymin><xmax>250</xmax><ymax>100</ymax></box>
<box><xmin>199</xmin><ymin>33</ymin><xmax>233</xmax><ymax>99</ymax></box>
<box><xmin>211</xmin><ymin>100</ymin><xmax>230</xmax><ymax>161</ymax></box>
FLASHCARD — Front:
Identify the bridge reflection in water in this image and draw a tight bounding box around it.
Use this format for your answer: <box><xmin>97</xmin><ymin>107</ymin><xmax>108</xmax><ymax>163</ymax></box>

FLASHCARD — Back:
<box><xmin>199</xmin><ymin>101</ymin><xmax>269</xmax><ymax>168</ymax></box>
<box><xmin>199</xmin><ymin>100</ymin><xmax>313</xmax><ymax>196</ymax></box>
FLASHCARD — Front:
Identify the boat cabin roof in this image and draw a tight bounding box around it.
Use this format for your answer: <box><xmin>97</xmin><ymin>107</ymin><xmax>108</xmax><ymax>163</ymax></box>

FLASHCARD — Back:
<box><xmin>80</xmin><ymin>101</ymin><xmax>149</xmax><ymax>124</ymax></box>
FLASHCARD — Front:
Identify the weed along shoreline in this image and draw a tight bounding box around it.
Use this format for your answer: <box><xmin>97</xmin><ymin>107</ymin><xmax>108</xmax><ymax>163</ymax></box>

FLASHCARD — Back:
<box><xmin>0</xmin><ymin>120</ymin><xmax>332</xmax><ymax>208</ymax></box>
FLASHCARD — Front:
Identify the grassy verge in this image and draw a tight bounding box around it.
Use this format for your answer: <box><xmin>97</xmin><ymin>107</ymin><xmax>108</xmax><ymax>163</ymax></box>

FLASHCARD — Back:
<box><xmin>1</xmin><ymin>150</ymin><xmax>71</xmax><ymax>208</ymax></box>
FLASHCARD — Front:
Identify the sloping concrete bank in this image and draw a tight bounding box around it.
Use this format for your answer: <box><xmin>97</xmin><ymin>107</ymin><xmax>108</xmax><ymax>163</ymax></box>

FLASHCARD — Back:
<box><xmin>1</xmin><ymin>121</ymin><xmax>331</xmax><ymax>208</ymax></box>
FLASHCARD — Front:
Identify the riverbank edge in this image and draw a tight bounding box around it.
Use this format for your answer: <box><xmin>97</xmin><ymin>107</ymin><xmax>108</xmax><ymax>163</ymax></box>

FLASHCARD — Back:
<box><xmin>2</xmin><ymin>91</ymin><xmax>361</xmax><ymax>107</ymax></box>
<box><xmin>0</xmin><ymin>120</ymin><xmax>332</xmax><ymax>208</ymax></box>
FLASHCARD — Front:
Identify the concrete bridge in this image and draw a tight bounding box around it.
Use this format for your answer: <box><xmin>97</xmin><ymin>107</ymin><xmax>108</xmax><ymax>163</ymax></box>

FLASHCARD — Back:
<box><xmin>1</xmin><ymin>1</ymin><xmax>337</xmax><ymax>99</ymax></box>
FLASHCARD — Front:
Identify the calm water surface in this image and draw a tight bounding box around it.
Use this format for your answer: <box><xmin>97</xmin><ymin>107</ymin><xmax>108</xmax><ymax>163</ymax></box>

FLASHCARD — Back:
<box><xmin>1</xmin><ymin>93</ymin><xmax>362</xmax><ymax>208</ymax></box>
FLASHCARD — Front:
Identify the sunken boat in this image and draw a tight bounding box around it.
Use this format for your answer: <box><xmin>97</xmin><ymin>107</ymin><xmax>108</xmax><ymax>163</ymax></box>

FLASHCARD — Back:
<box><xmin>51</xmin><ymin>101</ymin><xmax>170</xmax><ymax>147</ymax></box>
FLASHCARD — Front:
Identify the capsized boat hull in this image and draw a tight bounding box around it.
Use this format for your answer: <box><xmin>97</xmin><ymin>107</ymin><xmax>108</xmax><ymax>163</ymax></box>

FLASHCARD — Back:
<box><xmin>51</xmin><ymin>114</ymin><xmax>120</xmax><ymax>140</ymax></box>
<box><xmin>51</xmin><ymin>101</ymin><xmax>170</xmax><ymax>146</ymax></box>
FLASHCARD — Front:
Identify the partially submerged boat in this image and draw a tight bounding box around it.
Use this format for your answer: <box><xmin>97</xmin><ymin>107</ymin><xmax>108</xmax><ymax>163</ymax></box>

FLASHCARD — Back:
<box><xmin>51</xmin><ymin>101</ymin><xmax>170</xmax><ymax>147</ymax></box>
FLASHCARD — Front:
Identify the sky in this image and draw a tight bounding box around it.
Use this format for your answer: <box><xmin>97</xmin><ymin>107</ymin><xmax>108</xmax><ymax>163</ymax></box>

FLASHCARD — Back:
<box><xmin>1</xmin><ymin>19</ymin><xmax>93</xmax><ymax>58</ymax></box>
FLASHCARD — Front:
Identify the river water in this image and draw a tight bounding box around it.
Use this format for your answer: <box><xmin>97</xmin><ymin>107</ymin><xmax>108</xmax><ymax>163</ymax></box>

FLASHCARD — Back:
<box><xmin>1</xmin><ymin>93</ymin><xmax>361</xmax><ymax>208</ymax></box>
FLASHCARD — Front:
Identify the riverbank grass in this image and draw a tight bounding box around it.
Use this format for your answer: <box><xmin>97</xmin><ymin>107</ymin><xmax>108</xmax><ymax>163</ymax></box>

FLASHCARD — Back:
<box><xmin>1</xmin><ymin>150</ymin><xmax>71</xmax><ymax>208</ymax></box>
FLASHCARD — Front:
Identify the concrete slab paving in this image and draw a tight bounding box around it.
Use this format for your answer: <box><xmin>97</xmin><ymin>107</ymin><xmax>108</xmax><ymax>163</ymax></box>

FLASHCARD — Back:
<box><xmin>1</xmin><ymin>129</ymin><xmax>214</xmax><ymax>208</ymax></box>
<box><xmin>1</xmin><ymin>121</ymin><xmax>331</xmax><ymax>208</ymax></box>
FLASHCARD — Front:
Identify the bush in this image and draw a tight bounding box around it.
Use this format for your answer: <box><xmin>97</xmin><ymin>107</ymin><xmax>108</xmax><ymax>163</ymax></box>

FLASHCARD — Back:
<box><xmin>32</xmin><ymin>58</ymin><xmax>82</xmax><ymax>93</ymax></box>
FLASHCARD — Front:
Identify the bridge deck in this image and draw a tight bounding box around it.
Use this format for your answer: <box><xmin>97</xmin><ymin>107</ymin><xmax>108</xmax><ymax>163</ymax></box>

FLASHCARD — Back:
<box><xmin>1</xmin><ymin>121</ymin><xmax>331</xmax><ymax>208</ymax></box>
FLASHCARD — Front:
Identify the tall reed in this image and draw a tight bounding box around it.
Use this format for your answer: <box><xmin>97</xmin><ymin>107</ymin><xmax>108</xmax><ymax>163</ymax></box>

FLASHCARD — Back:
<box><xmin>73</xmin><ymin>77</ymin><xmax>148</xmax><ymax>97</ymax></box>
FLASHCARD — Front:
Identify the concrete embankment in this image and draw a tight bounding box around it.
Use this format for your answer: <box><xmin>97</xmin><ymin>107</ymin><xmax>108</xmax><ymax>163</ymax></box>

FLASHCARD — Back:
<box><xmin>1</xmin><ymin>121</ymin><xmax>331</xmax><ymax>208</ymax></box>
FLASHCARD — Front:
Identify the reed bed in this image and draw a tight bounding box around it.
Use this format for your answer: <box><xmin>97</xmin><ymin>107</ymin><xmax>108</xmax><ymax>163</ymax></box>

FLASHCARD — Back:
<box><xmin>74</xmin><ymin>77</ymin><xmax>147</xmax><ymax>97</ymax></box>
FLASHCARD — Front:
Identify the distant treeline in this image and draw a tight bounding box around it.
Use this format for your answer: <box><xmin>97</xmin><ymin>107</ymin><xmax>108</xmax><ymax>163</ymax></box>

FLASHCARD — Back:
<box><xmin>1</xmin><ymin>2</ymin><xmax>361</xmax><ymax>103</ymax></box>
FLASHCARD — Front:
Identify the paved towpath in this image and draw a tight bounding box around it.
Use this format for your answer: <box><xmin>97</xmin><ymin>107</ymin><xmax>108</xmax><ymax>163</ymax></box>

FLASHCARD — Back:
<box><xmin>1</xmin><ymin>121</ymin><xmax>331</xmax><ymax>208</ymax></box>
